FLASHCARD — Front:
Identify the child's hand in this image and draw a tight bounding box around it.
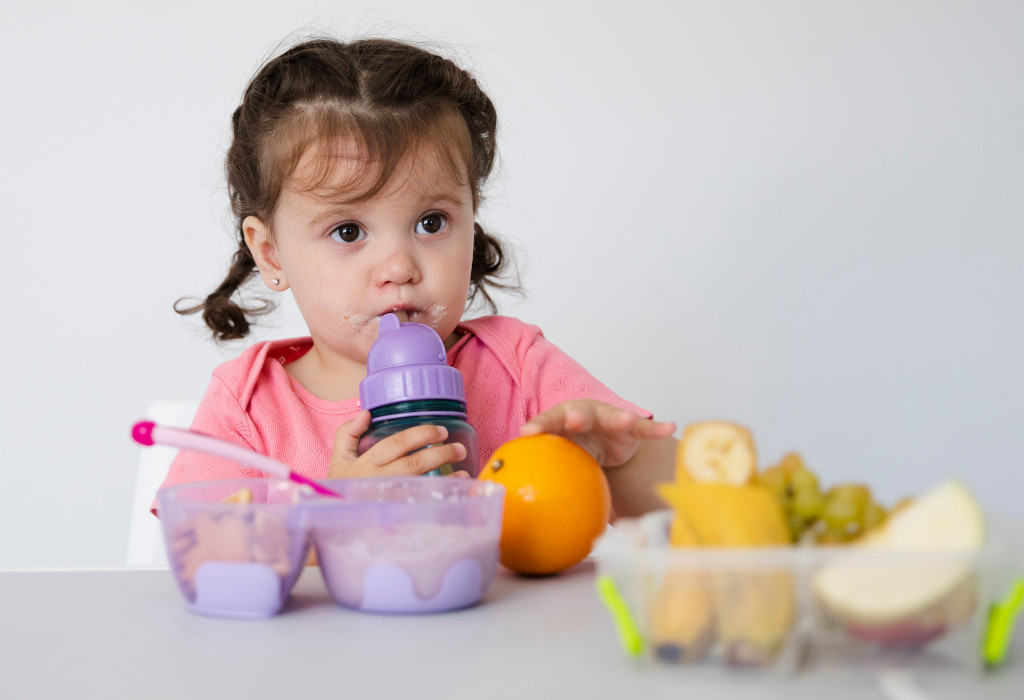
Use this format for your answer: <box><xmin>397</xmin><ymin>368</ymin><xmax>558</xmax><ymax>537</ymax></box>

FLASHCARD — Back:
<box><xmin>520</xmin><ymin>399</ymin><xmax>676</xmax><ymax>468</ymax></box>
<box><xmin>328</xmin><ymin>410</ymin><xmax>469</xmax><ymax>479</ymax></box>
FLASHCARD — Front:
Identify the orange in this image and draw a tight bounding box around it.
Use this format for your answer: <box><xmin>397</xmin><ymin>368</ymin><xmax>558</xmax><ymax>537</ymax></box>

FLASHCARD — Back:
<box><xmin>478</xmin><ymin>433</ymin><xmax>611</xmax><ymax>575</ymax></box>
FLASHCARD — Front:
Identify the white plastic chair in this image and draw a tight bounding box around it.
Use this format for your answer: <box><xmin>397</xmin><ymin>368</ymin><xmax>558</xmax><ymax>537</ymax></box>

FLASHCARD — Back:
<box><xmin>125</xmin><ymin>399</ymin><xmax>199</xmax><ymax>566</ymax></box>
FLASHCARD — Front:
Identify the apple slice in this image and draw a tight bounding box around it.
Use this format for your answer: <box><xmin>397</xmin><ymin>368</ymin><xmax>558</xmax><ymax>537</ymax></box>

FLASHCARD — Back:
<box><xmin>812</xmin><ymin>479</ymin><xmax>984</xmax><ymax>647</ymax></box>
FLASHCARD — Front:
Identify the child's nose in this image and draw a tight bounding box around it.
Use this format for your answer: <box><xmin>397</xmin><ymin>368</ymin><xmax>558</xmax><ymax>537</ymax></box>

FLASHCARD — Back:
<box><xmin>373</xmin><ymin>241</ymin><xmax>420</xmax><ymax>286</ymax></box>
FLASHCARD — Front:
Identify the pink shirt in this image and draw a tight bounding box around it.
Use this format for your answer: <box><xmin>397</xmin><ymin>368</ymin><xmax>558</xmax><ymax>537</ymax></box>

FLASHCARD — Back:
<box><xmin>157</xmin><ymin>315</ymin><xmax>650</xmax><ymax>499</ymax></box>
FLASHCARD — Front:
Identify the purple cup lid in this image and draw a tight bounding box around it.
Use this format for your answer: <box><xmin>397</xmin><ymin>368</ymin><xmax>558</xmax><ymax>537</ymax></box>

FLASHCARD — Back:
<box><xmin>359</xmin><ymin>313</ymin><xmax>466</xmax><ymax>411</ymax></box>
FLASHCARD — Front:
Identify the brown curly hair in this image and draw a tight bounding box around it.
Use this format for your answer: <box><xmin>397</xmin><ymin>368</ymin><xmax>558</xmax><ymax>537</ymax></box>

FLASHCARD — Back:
<box><xmin>177</xmin><ymin>37</ymin><xmax>519</xmax><ymax>341</ymax></box>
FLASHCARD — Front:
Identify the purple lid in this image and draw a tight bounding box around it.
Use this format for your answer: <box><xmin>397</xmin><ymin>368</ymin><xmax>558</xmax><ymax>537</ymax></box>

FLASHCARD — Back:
<box><xmin>359</xmin><ymin>313</ymin><xmax>466</xmax><ymax>411</ymax></box>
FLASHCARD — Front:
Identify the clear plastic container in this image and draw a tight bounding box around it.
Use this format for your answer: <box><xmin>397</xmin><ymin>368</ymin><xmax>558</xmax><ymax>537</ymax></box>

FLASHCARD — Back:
<box><xmin>595</xmin><ymin>510</ymin><xmax>1014</xmax><ymax>673</ymax></box>
<box><xmin>157</xmin><ymin>478</ymin><xmax>311</xmax><ymax>619</ymax></box>
<box><xmin>303</xmin><ymin>476</ymin><xmax>505</xmax><ymax>614</ymax></box>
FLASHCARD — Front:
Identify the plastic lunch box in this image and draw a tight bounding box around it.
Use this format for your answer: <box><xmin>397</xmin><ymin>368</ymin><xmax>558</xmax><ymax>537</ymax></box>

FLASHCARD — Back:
<box><xmin>157</xmin><ymin>478</ymin><xmax>312</xmax><ymax>619</ymax></box>
<box><xmin>595</xmin><ymin>510</ymin><xmax>1022</xmax><ymax>673</ymax></box>
<box><xmin>303</xmin><ymin>477</ymin><xmax>505</xmax><ymax>614</ymax></box>
<box><xmin>158</xmin><ymin>476</ymin><xmax>505</xmax><ymax>618</ymax></box>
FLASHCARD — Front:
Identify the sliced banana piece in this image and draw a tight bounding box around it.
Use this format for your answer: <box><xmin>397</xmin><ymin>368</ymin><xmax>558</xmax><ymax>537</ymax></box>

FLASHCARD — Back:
<box><xmin>678</xmin><ymin>421</ymin><xmax>756</xmax><ymax>485</ymax></box>
<box><xmin>221</xmin><ymin>487</ymin><xmax>254</xmax><ymax>504</ymax></box>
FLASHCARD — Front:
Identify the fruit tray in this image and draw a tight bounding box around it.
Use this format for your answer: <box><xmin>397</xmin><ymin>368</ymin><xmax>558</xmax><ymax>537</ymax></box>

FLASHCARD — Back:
<box><xmin>594</xmin><ymin>510</ymin><xmax>1020</xmax><ymax>673</ymax></box>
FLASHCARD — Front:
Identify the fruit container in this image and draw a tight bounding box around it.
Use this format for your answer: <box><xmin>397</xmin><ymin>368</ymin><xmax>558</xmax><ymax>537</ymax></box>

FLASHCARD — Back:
<box><xmin>157</xmin><ymin>478</ymin><xmax>312</xmax><ymax>619</ymax></box>
<box><xmin>595</xmin><ymin>510</ymin><xmax>1016</xmax><ymax>673</ymax></box>
<box><xmin>303</xmin><ymin>476</ymin><xmax>505</xmax><ymax>614</ymax></box>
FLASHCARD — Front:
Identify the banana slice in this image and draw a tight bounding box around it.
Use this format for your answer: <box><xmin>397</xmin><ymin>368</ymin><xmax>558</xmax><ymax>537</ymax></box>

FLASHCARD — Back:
<box><xmin>221</xmin><ymin>487</ymin><xmax>253</xmax><ymax>504</ymax></box>
<box><xmin>678</xmin><ymin>421</ymin><xmax>756</xmax><ymax>485</ymax></box>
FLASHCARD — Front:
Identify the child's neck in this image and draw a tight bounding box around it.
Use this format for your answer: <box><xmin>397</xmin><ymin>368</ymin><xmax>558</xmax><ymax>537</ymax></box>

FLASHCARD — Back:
<box><xmin>283</xmin><ymin>344</ymin><xmax>365</xmax><ymax>403</ymax></box>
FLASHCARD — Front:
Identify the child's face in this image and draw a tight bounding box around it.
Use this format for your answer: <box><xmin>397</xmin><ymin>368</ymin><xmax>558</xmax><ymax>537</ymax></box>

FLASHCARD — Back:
<box><xmin>244</xmin><ymin>138</ymin><xmax>475</xmax><ymax>368</ymax></box>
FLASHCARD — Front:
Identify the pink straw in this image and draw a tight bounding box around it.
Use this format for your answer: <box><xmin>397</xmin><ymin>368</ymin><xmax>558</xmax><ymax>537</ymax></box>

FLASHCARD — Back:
<box><xmin>132</xmin><ymin>420</ymin><xmax>342</xmax><ymax>498</ymax></box>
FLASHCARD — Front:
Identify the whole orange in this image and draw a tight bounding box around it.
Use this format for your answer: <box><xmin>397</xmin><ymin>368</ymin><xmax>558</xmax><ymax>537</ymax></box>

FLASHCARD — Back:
<box><xmin>478</xmin><ymin>433</ymin><xmax>611</xmax><ymax>576</ymax></box>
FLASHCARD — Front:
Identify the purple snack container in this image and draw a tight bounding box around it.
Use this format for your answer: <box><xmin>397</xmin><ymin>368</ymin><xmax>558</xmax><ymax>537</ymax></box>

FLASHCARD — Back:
<box><xmin>358</xmin><ymin>313</ymin><xmax>479</xmax><ymax>477</ymax></box>
<box><xmin>303</xmin><ymin>476</ymin><xmax>505</xmax><ymax>614</ymax></box>
<box><xmin>157</xmin><ymin>478</ymin><xmax>311</xmax><ymax>619</ymax></box>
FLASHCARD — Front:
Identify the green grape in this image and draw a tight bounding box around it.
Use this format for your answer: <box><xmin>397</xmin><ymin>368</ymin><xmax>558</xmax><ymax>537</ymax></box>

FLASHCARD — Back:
<box><xmin>790</xmin><ymin>466</ymin><xmax>819</xmax><ymax>491</ymax></box>
<box><xmin>821</xmin><ymin>494</ymin><xmax>861</xmax><ymax>529</ymax></box>
<box><xmin>826</xmin><ymin>484</ymin><xmax>871</xmax><ymax>507</ymax></box>
<box><xmin>790</xmin><ymin>469</ymin><xmax>824</xmax><ymax>520</ymax></box>
<box><xmin>758</xmin><ymin>467</ymin><xmax>788</xmax><ymax>499</ymax></box>
<box><xmin>778</xmin><ymin>452</ymin><xmax>805</xmax><ymax>471</ymax></box>
<box><xmin>758</xmin><ymin>452</ymin><xmax>824</xmax><ymax>543</ymax></box>
<box><xmin>792</xmin><ymin>487</ymin><xmax>825</xmax><ymax>521</ymax></box>
<box><xmin>785</xmin><ymin>512</ymin><xmax>805</xmax><ymax>541</ymax></box>
<box><xmin>862</xmin><ymin>501</ymin><xmax>887</xmax><ymax>532</ymax></box>
<box><xmin>815</xmin><ymin>483</ymin><xmax>888</xmax><ymax>544</ymax></box>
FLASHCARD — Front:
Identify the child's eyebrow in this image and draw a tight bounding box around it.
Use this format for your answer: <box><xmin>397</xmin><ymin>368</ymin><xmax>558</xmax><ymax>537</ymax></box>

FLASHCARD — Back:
<box><xmin>421</xmin><ymin>190</ymin><xmax>470</xmax><ymax>207</ymax></box>
<box><xmin>300</xmin><ymin>184</ymin><xmax>471</xmax><ymax>229</ymax></box>
<box><xmin>305</xmin><ymin>203</ymin><xmax>358</xmax><ymax>230</ymax></box>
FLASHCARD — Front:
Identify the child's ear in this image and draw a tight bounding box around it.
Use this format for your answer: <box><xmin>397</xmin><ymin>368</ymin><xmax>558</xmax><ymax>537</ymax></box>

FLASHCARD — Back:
<box><xmin>242</xmin><ymin>215</ymin><xmax>287</xmax><ymax>291</ymax></box>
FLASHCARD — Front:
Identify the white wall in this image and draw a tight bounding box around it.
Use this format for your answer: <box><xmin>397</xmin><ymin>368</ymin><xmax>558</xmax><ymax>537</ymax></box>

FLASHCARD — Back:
<box><xmin>1</xmin><ymin>1</ymin><xmax>1021</xmax><ymax>567</ymax></box>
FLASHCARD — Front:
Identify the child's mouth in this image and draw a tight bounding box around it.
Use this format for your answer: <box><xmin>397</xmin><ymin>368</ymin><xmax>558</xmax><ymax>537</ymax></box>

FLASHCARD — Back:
<box><xmin>388</xmin><ymin>307</ymin><xmax>415</xmax><ymax>323</ymax></box>
<box><xmin>340</xmin><ymin>305</ymin><xmax>448</xmax><ymax>334</ymax></box>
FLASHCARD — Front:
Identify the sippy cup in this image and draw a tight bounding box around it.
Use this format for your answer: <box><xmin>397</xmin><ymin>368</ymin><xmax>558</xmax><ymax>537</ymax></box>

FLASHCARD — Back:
<box><xmin>357</xmin><ymin>313</ymin><xmax>479</xmax><ymax>477</ymax></box>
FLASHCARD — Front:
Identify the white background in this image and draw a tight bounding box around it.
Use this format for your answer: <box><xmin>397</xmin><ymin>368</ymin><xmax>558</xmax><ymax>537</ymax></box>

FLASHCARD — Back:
<box><xmin>1</xmin><ymin>1</ymin><xmax>1021</xmax><ymax>567</ymax></box>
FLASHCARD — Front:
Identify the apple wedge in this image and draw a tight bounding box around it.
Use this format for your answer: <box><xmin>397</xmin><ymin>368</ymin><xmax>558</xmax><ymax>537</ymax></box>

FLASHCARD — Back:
<box><xmin>812</xmin><ymin>479</ymin><xmax>984</xmax><ymax>647</ymax></box>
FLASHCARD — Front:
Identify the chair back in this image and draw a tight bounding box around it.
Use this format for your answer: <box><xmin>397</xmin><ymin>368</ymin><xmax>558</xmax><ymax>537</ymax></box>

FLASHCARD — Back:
<box><xmin>125</xmin><ymin>399</ymin><xmax>199</xmax><ymax>566</ymax></box>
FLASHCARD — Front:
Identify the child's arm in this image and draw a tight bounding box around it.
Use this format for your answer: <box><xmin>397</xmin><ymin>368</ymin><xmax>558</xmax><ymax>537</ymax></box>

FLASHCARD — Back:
<box><xmin>520</xmin><ymin>400</ymin><xmax>677</xmax><ymax>518</ymax></box>
<box><xmin>601</xmin><ymin>435</ymin><xmax>678</xmax><ymax>517</ymax></box>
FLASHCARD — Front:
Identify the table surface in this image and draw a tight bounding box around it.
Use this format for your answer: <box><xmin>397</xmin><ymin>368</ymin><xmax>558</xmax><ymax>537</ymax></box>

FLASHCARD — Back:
<box><xmin>0</xmin><ymin>561</ymin><xmax>1020</xmax><ymax>700</ymax></box>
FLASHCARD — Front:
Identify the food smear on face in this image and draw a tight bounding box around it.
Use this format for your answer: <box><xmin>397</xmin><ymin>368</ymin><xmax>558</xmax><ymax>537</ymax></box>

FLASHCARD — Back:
<box><xmin>316</xmin><ymin>522</ymin><xmax>498</xmax><ymax>607</ymax></box>
<box><xmin>416</xmin><ymin>304</ymin><xmax>448</xmax><ymax>331</ymax></box>
<box><xmin>342</xmin><ymin>304</ymin><xmax>450</xmax><ymax>335</ymax></box>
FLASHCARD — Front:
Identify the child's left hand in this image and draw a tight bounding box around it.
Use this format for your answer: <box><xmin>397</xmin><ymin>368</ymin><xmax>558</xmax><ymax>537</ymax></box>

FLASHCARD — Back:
<box><xmin>520</xmin><ymin>399</ymin><xmax>676</xmax><ymax>467</ymax></box>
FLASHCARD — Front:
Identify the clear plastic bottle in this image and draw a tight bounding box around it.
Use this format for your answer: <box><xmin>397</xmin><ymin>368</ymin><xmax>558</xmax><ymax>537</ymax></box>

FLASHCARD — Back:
<box><xmin>357</xmin><ymin>313</ymin><xmax>479</xmax><ymax>477</ymax></box>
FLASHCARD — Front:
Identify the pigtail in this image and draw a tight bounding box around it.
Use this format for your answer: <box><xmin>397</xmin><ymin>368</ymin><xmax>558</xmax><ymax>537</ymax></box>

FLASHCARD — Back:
<box><xmin>175</xmin><ymin>75</ymin><xmax>279</xmax><ymax>342</ymax></box>
<box><xmin>468</xmin><ymin>222</ymin><xmax>521</xmax><ymax>313</ymax></box>
<box><xmin>174</xmin><ymin>243</ymin><xmax>272</xmax><ymax>341</ymax></box>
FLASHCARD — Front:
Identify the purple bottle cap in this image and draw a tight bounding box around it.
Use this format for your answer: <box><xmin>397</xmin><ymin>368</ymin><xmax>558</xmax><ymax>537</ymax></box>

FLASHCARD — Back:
<box><xmin>359</xmin><ymin>313</ymin><xmax>466</xmax><ymax>411</ymax></box>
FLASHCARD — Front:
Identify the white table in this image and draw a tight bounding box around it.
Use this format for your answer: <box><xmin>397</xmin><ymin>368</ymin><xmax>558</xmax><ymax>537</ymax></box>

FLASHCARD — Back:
<box><xmin>0</xmin><ymin>561</ymin><xmax>1020</xmax><ymax>699</ymax></box>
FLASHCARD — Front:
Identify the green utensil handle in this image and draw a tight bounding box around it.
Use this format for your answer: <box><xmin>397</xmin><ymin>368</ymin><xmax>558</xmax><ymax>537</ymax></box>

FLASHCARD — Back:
<box><xmin>595</xmin><ymin>574</ymin><xmax>644</xmax><ymax>657</ymax></box>
<box><xmin>983</xmin><ymin>576</ymin><xmax>1024</xmax><ymax>668</ymax></box>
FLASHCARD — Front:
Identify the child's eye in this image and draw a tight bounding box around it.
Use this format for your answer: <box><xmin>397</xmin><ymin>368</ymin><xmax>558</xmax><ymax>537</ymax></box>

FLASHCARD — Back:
<box><xmin>329</xmin><ymin>222</ymin><xmax>365</xmax><ymax>244</ymax></box>
<box><xmin>415</xmin><ymin>213</ymin><xmax>448</xmax><ymax>235</ymax></box>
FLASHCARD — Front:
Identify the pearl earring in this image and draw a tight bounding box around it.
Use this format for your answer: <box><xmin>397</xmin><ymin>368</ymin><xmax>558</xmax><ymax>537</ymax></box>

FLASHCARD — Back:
<box><xmin>271</xmin><ymin>278</ymin><xmax>280</xmax><ymax>285</ymax></box>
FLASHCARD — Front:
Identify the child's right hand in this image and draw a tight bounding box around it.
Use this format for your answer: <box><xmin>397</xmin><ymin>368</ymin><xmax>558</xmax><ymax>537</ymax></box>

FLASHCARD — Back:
<box><xmin>328</xmin><ymin>410</ymin><xmax>469</xmax><ymax>479</ymax></box>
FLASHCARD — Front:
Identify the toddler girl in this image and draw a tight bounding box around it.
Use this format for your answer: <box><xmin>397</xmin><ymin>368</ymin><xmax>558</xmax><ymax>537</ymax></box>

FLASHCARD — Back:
<box><xmin>162</xmin><ymin>37</ymin><xmax>676</xmax><ymax>517</ymax></box>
